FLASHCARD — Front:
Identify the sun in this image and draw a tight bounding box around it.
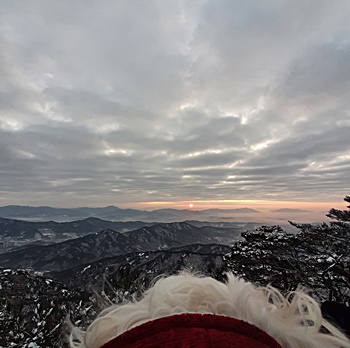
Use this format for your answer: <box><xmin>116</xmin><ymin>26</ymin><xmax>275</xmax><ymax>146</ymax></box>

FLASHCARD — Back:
<box><xmin>189</xmin><ymin>203</ymin><xmax>194</xmax><ymax>208</ymax></box>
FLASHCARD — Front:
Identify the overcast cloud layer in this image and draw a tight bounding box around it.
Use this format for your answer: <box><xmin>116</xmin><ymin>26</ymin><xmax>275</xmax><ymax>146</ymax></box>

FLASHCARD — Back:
<box><xmin>1</xmin><ymin>0</ymin><xmax>350</xmax><ymax>208</ymax></box>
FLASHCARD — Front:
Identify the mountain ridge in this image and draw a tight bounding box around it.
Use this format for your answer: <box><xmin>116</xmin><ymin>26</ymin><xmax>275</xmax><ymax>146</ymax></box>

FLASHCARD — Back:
<box><xmin>0</xmin><ymin>216</ymin><xmax>156</xmax><ymax>240</ymax></box>
<box><xmin>0</xmin><ymin>205</ymin><xmax>261</xmax><ymax>222</ymax></box>
<box><xmin>0</xmin><ymin>222</ymin><xmax>240</xmax><ymax>272</ymax></box>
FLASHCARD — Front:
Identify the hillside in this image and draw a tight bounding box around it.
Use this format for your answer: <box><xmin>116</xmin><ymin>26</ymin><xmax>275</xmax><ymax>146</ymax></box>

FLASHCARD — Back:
<box><xmin>49</xmin><ymin>243</ymin><xmax>231</xmax><ymax>291</ymax></box>
<box><xmin>0</xmin><ymin>222</ymin><xmax>239</xmax><ymax>271</ymax></box>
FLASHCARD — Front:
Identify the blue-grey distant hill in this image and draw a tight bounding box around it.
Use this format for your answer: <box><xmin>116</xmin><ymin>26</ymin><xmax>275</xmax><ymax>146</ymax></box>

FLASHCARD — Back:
<box><xmin>0</xmin><ymin>205</ymin><xmax>142</xmax><ymax>220</ymax></box>
<box><xmin>0</xmin><ymin>205</ymin><xmax>261</xmax><ymax>222</ymax></box>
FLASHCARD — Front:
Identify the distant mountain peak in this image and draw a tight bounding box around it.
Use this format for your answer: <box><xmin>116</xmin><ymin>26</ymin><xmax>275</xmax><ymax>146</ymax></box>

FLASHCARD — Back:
<box><xmin>82</xmin><ymin>216</ymin><xmax>105</xmax><ymax>222</ymax></box>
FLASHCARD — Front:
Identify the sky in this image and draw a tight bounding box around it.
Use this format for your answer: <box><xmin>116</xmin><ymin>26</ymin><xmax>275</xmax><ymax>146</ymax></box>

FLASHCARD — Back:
<box><xmin>0</xmin><ymin>1</ymin><xmax>350</xmax><ymax>218</ymax></box>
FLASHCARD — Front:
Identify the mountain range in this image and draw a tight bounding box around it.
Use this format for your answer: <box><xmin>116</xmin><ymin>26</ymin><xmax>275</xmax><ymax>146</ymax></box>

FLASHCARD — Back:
<box><xmin>0</xmin><ymin>205</ymin><xmax>260</xmax><ymax>222</ymax></box>
<box><xmin>0</xmin><ymin>210</ymin><xmax>258</xmax><ymax>347</ymax></box>
<box><xmin>0</xmin><ymin>222</ymin><xmax>240</xmax><ymax>271</ymax></box>
<box><xmin>0</xmin><ymin>216</ymin><xmax>155</xmax><ymax>240</ymax></box>
<box><xmin>0</xmin><ymin>210</ymin><xmax>256</xmax><ymax>347</ymax></box>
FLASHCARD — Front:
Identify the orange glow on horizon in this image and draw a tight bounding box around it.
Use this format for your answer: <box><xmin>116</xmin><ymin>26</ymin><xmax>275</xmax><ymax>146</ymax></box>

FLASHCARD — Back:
<box><xmin>131</xmin><ymin>199</ymin><xmax>345</xmax><ymax>211</ymax></box>
<box><xmin>116</xmin><ymin>198</ymin><xmax>348</xmax><ymax>224</ymax></box>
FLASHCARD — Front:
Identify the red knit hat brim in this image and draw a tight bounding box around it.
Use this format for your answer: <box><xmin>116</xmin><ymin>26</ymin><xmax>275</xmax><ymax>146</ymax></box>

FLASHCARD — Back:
<box><xmin>101</xmin><ymin>313</ymin><xmax>282</xmax><ymax>348</ymax></box>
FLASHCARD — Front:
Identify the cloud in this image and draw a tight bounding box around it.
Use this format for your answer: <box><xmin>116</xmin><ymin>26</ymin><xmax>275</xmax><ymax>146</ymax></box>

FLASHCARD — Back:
<box><xmin>0</xmin><ymin>1</ymin><xmax>350</xmax><ymax>207</ymax></box>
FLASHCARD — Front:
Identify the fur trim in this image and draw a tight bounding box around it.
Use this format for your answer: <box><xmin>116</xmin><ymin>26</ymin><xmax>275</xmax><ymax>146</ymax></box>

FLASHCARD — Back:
<box><xmin>69</xmin><ymin>272</ymin><xmax>350</xmax><ymax>348</ymax></box>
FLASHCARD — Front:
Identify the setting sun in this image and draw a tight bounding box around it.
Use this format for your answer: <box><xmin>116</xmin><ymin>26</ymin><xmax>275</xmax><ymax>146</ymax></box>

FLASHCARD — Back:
<box><xmin>189</xmin><ymin>203</ymin><xmax>194</xmax><ymax>208</ymax></box>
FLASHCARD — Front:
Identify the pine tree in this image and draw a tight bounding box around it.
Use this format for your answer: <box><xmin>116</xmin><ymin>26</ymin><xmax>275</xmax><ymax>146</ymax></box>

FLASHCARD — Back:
<box><xmin>327</xmin><ymin>195</ymin><xmax>350</xmax><ymax>225</ymax></box>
